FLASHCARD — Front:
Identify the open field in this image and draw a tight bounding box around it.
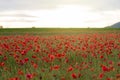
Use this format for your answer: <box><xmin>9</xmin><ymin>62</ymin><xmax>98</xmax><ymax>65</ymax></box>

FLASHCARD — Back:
<box><xmin>0</xmin><ymin>28</ymin><xmax>120</xmax><ymax>80</ymax></box>
<box><xmin>0</xmin><ymin>28</ymin><xmax>120</xmax><ymax>35</ymax></box>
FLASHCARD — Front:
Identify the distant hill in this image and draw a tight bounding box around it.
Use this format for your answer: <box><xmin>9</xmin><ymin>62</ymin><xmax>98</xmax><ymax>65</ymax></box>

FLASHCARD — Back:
<box><xmin>106</xmin><ymin>22</ymin><xmax>120</xmax><ymax>28</ymax></box>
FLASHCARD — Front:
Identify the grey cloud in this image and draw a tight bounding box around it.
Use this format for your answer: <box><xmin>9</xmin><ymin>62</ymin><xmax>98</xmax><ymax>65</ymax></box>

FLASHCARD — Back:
<box><xmin>0</xmin><ymin>14</ymin><xmax>37</xmax><ymax>17</ymax></box>
<box><xmin>0</xmin><ymin>0</ymin><xmax>57</xmax><ymax>11</ymax></box>
<box><xmin>0</xmin><ymin>19</ymin><xmax>36</xmax><ymax>22</ymax></box>
<box><xmin>0</xmin><ymin>0</ymin><xmax>120</xmax><ymax>11</ymax></box>
<box><xmin>90</xmin><ymin>0</ymin><xmax>120</xmax><ymax>11</ymax></box>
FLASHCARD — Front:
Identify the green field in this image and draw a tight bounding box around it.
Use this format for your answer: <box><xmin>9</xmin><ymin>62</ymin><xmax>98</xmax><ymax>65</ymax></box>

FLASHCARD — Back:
<box><xmin>0</xmin><ymin>28</ymin><xmax>120</xmax><ymax>35</ymax></box>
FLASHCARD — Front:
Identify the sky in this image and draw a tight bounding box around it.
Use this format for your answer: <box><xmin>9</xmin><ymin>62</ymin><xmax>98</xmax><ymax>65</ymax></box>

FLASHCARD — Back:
<box><xmin>0</xmin><ymin>0</ymin><xmax>120</xmax><ymax>28</ymax></box>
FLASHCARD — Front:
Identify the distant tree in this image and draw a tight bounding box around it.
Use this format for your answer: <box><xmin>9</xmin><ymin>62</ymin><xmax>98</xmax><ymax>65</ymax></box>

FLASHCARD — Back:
<box><xmin>0</xmin><ymin>25</ymin><xmax>3</xmax><ymax>29</ymax></box>
<box><xmin>32</xmin><ymin>26</ymin><xmax>36</xmax><ymax>28</ymax></box>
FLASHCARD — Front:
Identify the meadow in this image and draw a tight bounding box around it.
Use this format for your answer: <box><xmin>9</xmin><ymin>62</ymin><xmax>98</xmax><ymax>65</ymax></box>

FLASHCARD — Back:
<box><xmin>0</xmin><ymin>28</ymin><xmax>120</xmax><ymax>80</ymax></box>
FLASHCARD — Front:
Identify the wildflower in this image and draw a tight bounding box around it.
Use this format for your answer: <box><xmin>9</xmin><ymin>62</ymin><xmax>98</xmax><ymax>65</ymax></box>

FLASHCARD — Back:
<box><xmin>71</xmin><ymin>73</ymin><xmax>77</xmax><ymax>79</ymax></box>
<box><xmin>106</xmin><ymin>78</ymin><xmax>112</xmax><ymax>80</ymax></box>
<box><xmin>101</xmin><ymin>65</ymin><xmax>109</xmax><ymax>72</ymax></box>
<box><xmin>61</xmin><ymin>77</ymin><xmax>65</xmax><ymax>80</ymax></box>
<box><xmin>48</xmin><ymin>54</ymin><xmax>55</xmax><ymax>61</ymax></box>
<box><xmin>26</xmin><ymin>74</ymin><xmax>33</xmax><ymax>79</ymax></box>
<box><xmin>116</xmin><ymin>74</ymin><xmax>120</xmax><ymax>79</ymax></box>
<box><xmin>9</xmin><ymin>77</ymin><xmax>19</xmax><ymax>80</ymax></box>
<box><xmin>53</xmin><ymin>65</ymin><xmax>60</xmax><ymax>70</ymax></box>
<box><xmin>99</xmin><ymin>73</ymin><xmax>104</xmax><ymax>79</ymax></box>
<box><xmin>100</xmin><ymin>55</ymin><xmax>104</xmax><ymax>59</ymax></box>
<box><xmin>67</xmin><ymin>66</ymin><xmax>73</xmax><ymax>72</ymax></box>
<box><xmin>117</xmin><ymin>62</ymin><xmax>120</xmax><ymax>66</ymax></box>
<box><xmin>0</xmin><ymin>62</ymin><xmax>5</xmax><ymax>67</ymax></box>
<box><xmin>18</xmin><ymin>69</ymin><xmax>24</xmax><ymax>75</ymax></box>
<box><xmin>24</xmin><ymin>58</ymin><xmax>29</xmax><ymax>63</ymax></box>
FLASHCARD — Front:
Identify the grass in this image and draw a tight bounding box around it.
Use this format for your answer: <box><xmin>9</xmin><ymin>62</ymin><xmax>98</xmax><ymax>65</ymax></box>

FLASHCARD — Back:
<box><xmin>0</xmin><ymin>28</ymin><xmax>120</xmax><ymax>36</ymax></box>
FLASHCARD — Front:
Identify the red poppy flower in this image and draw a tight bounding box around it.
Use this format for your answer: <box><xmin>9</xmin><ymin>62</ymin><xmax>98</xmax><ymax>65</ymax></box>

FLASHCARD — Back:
<box><xmin>71</xmin><ymin>73</ymin><xmax>77</xmax><ymax>79</ymax></box>
<box><xmin>67</xmin><ymin>66</ymin><xmax>73</xmax><ymax>72</ymax></box>
<box><xmin>99</xmin><ymin>73</ymin><xmax>104</xmax><ymax>79</ymax></box>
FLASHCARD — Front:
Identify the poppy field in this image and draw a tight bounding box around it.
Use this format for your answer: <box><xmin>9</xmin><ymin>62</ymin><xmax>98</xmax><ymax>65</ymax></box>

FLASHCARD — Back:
<box><xmin>0</xmin><ymin>28</ymin><xmax>120</xmax><ymax>80</ymax></box>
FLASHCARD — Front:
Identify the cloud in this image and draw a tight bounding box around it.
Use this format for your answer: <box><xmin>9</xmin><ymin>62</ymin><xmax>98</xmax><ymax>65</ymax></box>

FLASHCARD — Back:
<box><xmin>0</xmin><ymin>13</ymin><xmax>37</xmax><ymax>17</ymax></box>
<box><xmin>0</xmin><ymin>19</ymin><xmax>36</xmax><ymax>22</ymax></box>
<box><xmin>60</xmin><ymin>0</ymin><xmax>120</xmax><ymax>11</ymax></box>
<box><xmin>0</xmin><ymin>0</ymin><xmax>57</xmax><ymax>11</ymax></box>
<box><xmin>0</xmin><ymin>11</ymin><xmax>38</xmax><ymax>22</ymax></box>
<box><xmin>22</xmin><ymin>5</ymin><xmax>120</xmax><ymax>28</ymax></box>
<box><xmin>0</xmin><ymin>0</ymin><xmax>120</xmax><ymax>11</ymax></box>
